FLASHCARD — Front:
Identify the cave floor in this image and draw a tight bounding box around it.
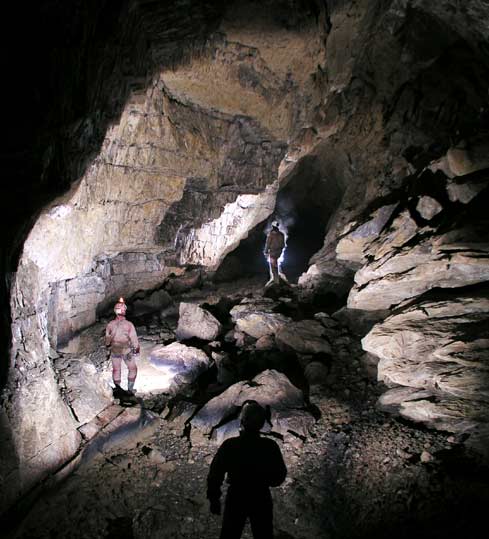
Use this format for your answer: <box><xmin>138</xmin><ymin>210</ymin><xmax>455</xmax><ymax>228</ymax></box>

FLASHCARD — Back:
<box><xmin>11</xmin><ymin>376</ymin><xmax>487</xmax><ymax>539</ymax></box>
<box><xmin>9</xmin><ymin>278</ymin><xmax>489</xmax><ymax>539</ymax></box>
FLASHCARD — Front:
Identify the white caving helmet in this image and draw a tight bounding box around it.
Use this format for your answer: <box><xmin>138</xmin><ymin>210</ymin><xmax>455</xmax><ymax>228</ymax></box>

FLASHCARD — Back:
<box><xmin>271</xmin><ymin>220</ymin><xmax>280</xmax><ymax>229</ymax></box>
<box><xmin>114</xmin><ymin>297</ymin><xmax>127</xmax><ymax>316</ymax></box>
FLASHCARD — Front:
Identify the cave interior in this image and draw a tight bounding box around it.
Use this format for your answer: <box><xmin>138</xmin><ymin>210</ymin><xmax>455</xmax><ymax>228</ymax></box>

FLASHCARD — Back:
<box><xmin>1</xmin><ymin>1</ymin><xmax>489</xmax><ymax>539</ymax></box>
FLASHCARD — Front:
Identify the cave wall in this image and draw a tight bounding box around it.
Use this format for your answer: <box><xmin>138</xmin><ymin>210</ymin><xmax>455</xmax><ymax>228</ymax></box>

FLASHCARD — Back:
<box><xmin>294</xmin><ymin>0</ymin><xmax>489</xmax><ymax>450</ymax></box>
<box><xmin>2</xmin><ymin>0</ymin><xmax>489</xmax><ymax>515</ymax></box>
<box><xmin>1</xmin><ymin>0</ymin><xmax>327</xmax><ymax>513</ymax></box>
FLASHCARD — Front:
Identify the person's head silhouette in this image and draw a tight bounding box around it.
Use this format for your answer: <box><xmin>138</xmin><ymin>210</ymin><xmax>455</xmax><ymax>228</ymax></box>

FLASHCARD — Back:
<box><xmin>240</xmin><ymin>400</ymin><xmax>266</xmax><ymax>432</ymax></box>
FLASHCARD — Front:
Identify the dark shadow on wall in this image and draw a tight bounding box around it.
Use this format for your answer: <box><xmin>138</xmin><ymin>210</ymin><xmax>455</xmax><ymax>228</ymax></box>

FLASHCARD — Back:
<box><xmin>0</xmin><ymin>412</ymin><xmax>20</xmax><ymax>519</ymax></box>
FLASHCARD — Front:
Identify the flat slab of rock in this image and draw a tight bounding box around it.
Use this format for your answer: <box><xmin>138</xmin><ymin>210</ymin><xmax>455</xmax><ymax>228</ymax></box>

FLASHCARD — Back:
<box><xmin>336</xmin><ymin>203</ymin><xmax>397</xmax><ymax>264</ymax></box>
<box><xmin>176</xmin><ymin>302</ymin><xmax>222</xmax><ymax>341</ymax></box>
<box><xmin>348</xmin><ymin>238</ymin><xmax>489</xmax><ymax>310</ymax></box>
<box><xmin>149</xmin><ymin>342</ymin><xmax>210</xmax><ymax>393</ymax></box>
<box><xmin>446</xmin><ymin>171</ymin><xmax>489</xmax><ymax>204</ymax></box>
<box><xmin>190</xmin><ymin>369</ymin><xmax>313</xmax><ymax>444</ymax></box>
<box><xmin>275</xmin><ymin>320</ymin><xmax>331</xmax><ymax>355</ymax></box>
<box><xmin>378</xmin><ymin>386</ymin><xmax>489</xmax><ymax>433</ymax></box>
<box><xmin>81</xmin><ymin>406</ymin><xmax>160</xmax><ymax>459</ymax></box>
<box><xmin>230</xmin><ymin>298</ymin><xmax>291</xmax><ymax>339</ymax></box>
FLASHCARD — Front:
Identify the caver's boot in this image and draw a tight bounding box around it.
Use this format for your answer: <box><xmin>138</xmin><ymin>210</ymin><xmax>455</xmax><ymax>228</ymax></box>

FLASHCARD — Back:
<box><xmin>113</xmin><ymin>384</ymin><xmax>125</xmax><ymax>399</ymax></box>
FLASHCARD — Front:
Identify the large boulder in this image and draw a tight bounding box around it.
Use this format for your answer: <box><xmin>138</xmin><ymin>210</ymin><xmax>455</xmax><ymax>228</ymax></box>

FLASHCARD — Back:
<box><xmin>176</xmin><ymin>302</ymin><xmax>222</xmax><ymax>341</ymax></box>
<box><xmin>230</xmin><ymin>298</ymin><xmax>291</xmax><ymax>338</ymax></box>
<box><xmin>190</xmin><ymin>369</ymin><xmax>313</xmax><ymax>444</ymax></box>
<box><xmin>275</xmin><ymin>320</ymin><xmax>331</xmax><ymax>355</ymax></box>
<box><xmin>149</xmin><ymin>342</ymin><xmax>211</xmax><ymax>394</ymax></box>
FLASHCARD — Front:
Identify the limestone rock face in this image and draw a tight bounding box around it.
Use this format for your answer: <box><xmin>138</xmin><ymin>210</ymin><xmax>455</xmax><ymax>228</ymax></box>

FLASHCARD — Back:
<box><xmin>336</xmin><ymin>204</ymin><xmax>398</xmax><ymax>265</ymax></box>
<box><xmin>4</xmin><ymin>0</ymin><xmax>489</xmax><ymax>513</ymax></box>
<box><xmin>0</xmin><ymin>368</ymin><xmax>82</xmax><ymax>512</ymax></box>
<box><xmin>54</xmin><ymin>359</ymin><xmax>113</xmax><ymax>426</ymax></box>
<box><xmin>54</xmin><ymin>252</ymin><xmax>168</xmax><ymax>350</ymax></box>
<box><xmin>363</xmin><ymin>292</ymin><xmax>489</xmax><ymax>433</ymax></box>
<box><xmin>348</xmin><ymin>193</ymin><xmax>489</xmax><ymax>311</ymax></box>
<box><xmin>349</xmin><ymin>244</ymin><xmax>489</xmax><ymax>311</ymax></box>
<box><xmin>4</xmin><ymin>2</ymin><xmax>326</xmax><ymax>510</ymax></box>
<box><xmin>176</xmin><ymin>302</ymin><xmax>222</xmax><ymax>341</ymax></box>
<box><xmin>132</xmin><ymin>289</ymin><xmax>172</xmax><ymax>317</ymax></box>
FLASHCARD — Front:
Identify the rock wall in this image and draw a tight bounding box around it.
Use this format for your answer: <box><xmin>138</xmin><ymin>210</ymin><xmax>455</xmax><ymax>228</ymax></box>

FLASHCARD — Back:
<box><xmin>293</xmin><ymin>0</ymin><xmax>489</xmax><ymax>450</ymax></box>
<box><xmin>2</xmin><ymin>0</ymin><xmax>327</xmax><ymax>513</ymax></box>
<box><xmin>3</xmin><ymin>0</ymin><xmax>489</xmax><ymax>515</ymax></box>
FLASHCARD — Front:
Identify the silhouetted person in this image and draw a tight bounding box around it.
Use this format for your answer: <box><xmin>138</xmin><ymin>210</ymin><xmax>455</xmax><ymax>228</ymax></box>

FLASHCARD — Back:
<box><xmin>264</xmin><ymin>221</ymin><xmax>286</xmax><ymax>285</ymax></box>
<box><xmin>207</xmin><ymin>400</ymin><xmax>287</xmax><ymax>539</ymax></box>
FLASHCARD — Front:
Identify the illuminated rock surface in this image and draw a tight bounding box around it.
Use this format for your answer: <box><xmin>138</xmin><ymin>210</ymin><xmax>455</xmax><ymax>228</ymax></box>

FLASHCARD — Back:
<box><xmin>176</xmin><ymin>302</ymin><xmax>222</xmax><ymax>341</ymax></box>
<box><xmin>2</xmin><ymin>0</ymin><xmax>489</xmax><ymax>535</ymax></box>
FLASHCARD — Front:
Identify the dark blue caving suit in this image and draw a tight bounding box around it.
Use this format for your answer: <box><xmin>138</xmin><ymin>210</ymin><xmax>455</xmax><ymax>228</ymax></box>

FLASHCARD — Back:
<box><xmin>207</xmin><ymin>430</ymin><xmax>287</xmax><ymax>539</ymax></box>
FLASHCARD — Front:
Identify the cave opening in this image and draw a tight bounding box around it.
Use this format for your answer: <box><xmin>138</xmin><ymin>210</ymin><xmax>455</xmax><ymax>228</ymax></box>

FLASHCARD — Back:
<box><xmin>214</xmin><ymin>155</ymin><xmax>340</xmax><ymax>284</ymax></box>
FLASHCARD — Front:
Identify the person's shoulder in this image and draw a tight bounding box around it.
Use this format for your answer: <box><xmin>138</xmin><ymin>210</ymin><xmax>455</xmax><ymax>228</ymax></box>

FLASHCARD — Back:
<box><xmin>219</xmin><ymin>435</ymin><xmax>242</xmax><ymax>451</ymax></box>
<box><xmin>223</xmin><ymin>435</ymin><xmax>241</xmax><ymax>446</ymax></box>
<box><xmin>260</xmin><ymin>436</ymin><xmax>282</xmax><ymax>450</ymax></box>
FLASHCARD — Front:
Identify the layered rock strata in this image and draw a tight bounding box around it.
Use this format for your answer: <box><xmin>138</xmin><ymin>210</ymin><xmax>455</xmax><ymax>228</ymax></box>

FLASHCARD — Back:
<box><xmin>3</xmin><ymin>0</ymin><xmax>489</xmax><ymax>516</ymax></box>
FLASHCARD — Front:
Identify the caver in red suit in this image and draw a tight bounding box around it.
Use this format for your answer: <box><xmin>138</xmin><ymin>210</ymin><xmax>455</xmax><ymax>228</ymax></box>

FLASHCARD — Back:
<box><xmin>105</xmin><ymin>297</ymin><xmax>140</xmax><ymax>394</ymax></box>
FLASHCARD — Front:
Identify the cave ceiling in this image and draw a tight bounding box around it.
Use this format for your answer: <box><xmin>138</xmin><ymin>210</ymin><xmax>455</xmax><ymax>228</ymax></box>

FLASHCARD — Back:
<box><xmin>1</xmin><ymin>0</ymin><xmax>489</xmax><ymax>523</ymax></box>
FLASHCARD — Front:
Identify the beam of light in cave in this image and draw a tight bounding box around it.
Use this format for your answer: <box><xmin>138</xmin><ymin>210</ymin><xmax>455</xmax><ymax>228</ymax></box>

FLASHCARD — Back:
<box><xmin>116</xmin><ymin>355</ymin><xmax>177</xmax><ymax>394</ymax></box>
<box><xmin>135</xmin><ymin>367</ymin><xmax>175</xmax><ymax>393</ymax></box>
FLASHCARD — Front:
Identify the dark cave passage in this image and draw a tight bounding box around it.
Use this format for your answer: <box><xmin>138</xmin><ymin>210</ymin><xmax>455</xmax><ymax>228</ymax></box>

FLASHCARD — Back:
<box><xmin>215</xmin><ymin>155</ymin><xmax>340</xmax><ymax>284</ymax></box>
<box><xmin>280</xmin><ymin>203</ymin><xmax>329</xmax><ymax>283</ymax></box>
<box><xmin>214</xmin><ymin>210</ymin><xmax>327</xmax><ymax>284</ymax></box>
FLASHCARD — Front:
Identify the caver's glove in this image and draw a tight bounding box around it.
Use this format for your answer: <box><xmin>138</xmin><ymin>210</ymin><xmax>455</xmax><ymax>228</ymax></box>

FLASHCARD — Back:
<box><xmin>209</xmin><ymin>499</ymin><xmax>221</xmax><ymax>515</ymax></box>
